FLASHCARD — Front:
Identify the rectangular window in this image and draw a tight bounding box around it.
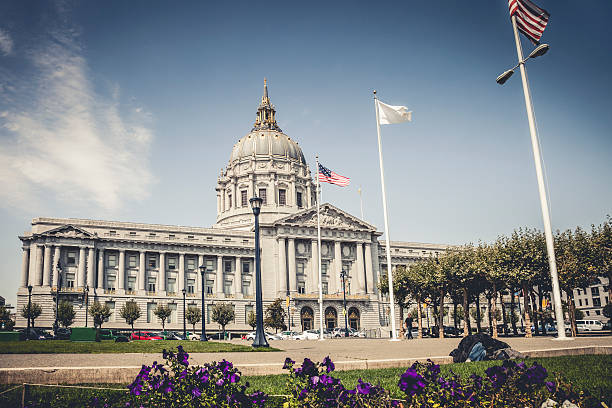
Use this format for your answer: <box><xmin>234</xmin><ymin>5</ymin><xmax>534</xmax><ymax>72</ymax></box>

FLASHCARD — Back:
<box><xmin>258</xmin><ymin>188</ymin><xmax>267</xmax><ymax>205</ymax></box>
<box><xmin>206</xmin><ymin>279</ymin><xmax>214</xmax><ymax>295</ymax></box>
<box><xmin>241</xmin><ymin>190</ymin><xmax>248</xmax><ymax>207</ymax></box>
<box><xmin>242</xmin><ymin>280</ymin><xmax>250</xmax><ymax>296</ymax></box>
<box><xmin>322</xmin><ymin>282</ymin><xmax>328</xmax><ymax>295</ymax></box>
<box><xmin>105</xmin><ymin>301</ymin><xmax>115</xmax><ymax>322</ymax></box>
<box><xmin>297</xmin><ymin>261</ymin><xmax>305</xmax><ymax>275</ymax></box>
<box><xmin>187</xmin><ymin>279</ymin><xmax>195</xmax><ymax>294</ymax></box>
<box><xmin>593</xmin><ymin>298</ymin><xmax>601</xmax><ymax>307</ymax></box>
<box><xmin>65</xmin><ymin>273</ymin><xmax>75</xmax><ymax>288</ymax></box>
<box><xmin>298</xmin><ymin>281</ymin><xmax>305</xmax><ymax>294</ymax></box>
<box><xmin>147</xmin><ymin>303</ymin><xmax>156</xmax><ymax>323</ymax></box>
<box><xmin>169</xmin><ymin>234</ymin><xmax>175</xmax><ymax>239</ymax></box>
<box><xmin>585</xmin><ymin>298</ymin><xmax>589</xmax><ymax>306</ymax></box>
<box><xmin>167</xmin><ymin>278</ymin><xmax>176</xmax><ymax>294</ymax></box>
<box><xmin>127</xmin><ymin>276</ymin><xmax>136</xmax><ymax>291</ymax></box>
<box><xmin>297</xmin><ymin>191</ymin><xmax>303</xmax><ymax>208</ymax></box>
<box><xmin>168</xmin><ymin>304</ymin><xmax>177</xmax><ymax>324</ymax></box>
<box><xmin>225</xmin><ymin>260</ymin><xmax>232</xmax><ymax>274</ymax></box>
<box><xmin>168</xmin><ymin>257</ymin><xmax>177</xmax><ymax>270</ymax></box>
<box><xmin>107</xmin><ymin>254</ymin><xmax>117</xmax><ymax>267</ymax></box>
<box><xmin>224</xmin><ymin>280</ymin><xmax>233</xmax><ymax>295</ymax></box>
<box><xmin>592</xmin><ymin>287</ymin><xmax>600</xmax><ymax>296</ymax></box>
<box><xmin>242</xmin><ymin>261</ymin><xmax>250</xmax><ymax>275</ymax></box>
<box><xmin>579</xmin><ymin>299</ymin><xmax>583</xmax><ymax>306</ymax></box>
<box><xmin>67</xmin><ymin>251</ymin><xmax>77</xmax><ymax>265</ymax></box>
<box><xmin>147</xmin><ymin>277</ymin><xmax>156</xmax><ymax>293</ymax></box>
<box><xmin>187</xmin><ymin>258</ymin><xmax>196</xmax><ymax>271</ymax></box>
<box><xmin>129</xmin><ymin>231</ymin><xmax>137</xmax><ymax>236</ymax></box>
<box><xmin>148</xmin><ymin>257</ymin><xmax>157</xmax><ymax>268</ymax></box>
<box><xmin>228</xmin><ymin>194</ymin><xmax>232</xmax><ymax>209</ymax></box>
<box><xmin>105</xmin><ymin>275</ymin><xmax>114</xmax><ymax>291</ymax></box>
<box><xmin>128</xmin><ymin>255</ymin><xmax>137</xmax><ymax>268</ymax></box>
<box><xmin>206</xmin><ymin>259</ymin><xmax>214</xmax><ymax>273</ymax></box>
<box><xmin>109</xmin><ymin>230</ymin><xmax>117</xmax><ymax>236</ymax></box>
<box><xmin>321</xmin><ymin>262</ymin><xmax>328</xmax><ymax>276</ymax></box>
<box><xmin>595</xmin><ymin>310</ymin><xmax>601</xmax><ymax>315</ymax></box>
<box><xmin>585</xmin><ymin>311</ymin><xmax>590</xmax><ymax>316</ymax></box>
<box><xmin>279</xmin><ymin>189</ymin><xmax>286</xmax><ymax>205</ymax></box>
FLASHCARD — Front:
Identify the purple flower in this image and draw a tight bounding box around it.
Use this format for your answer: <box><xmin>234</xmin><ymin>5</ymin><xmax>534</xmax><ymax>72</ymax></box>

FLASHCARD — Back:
<box><xmin>486</xmin><ymin>365</ymin><xmax>508</xmax><ymax>389</ymax></box>
<box><xmin>545</xmin><ymin>381</ymin><xmax>556</xmax><ymax>392</ymax></box>
<box><xmin>283</xmin><ymin>357</ymin><xmax>295</xmax><ymax>370</ymax></box>
<box><xmin>524</xmin><ymin>363</ymin><xmax>547</xmax><ymax>385</ymax></box>
<box><xmin>216</xmin><ymin>378</ymin><xmax>225</xmax><ymax>386</ymax></box>
<box><xmin>322</xmin><ymin>356</ymin><xmax>335</xmax><ymax>373</ymax></box>
<box><xmin>160</xmin><ymin>379</ymin><xmax>173</xmax><ymax>394</ymax></box>
<box><xmin>356</xmin><ymin>379</ymin><xmax>372</xmax><ymax>395</ymax></box>
<box><xmin>229</xmin><ymin>373</ymin><xmax>240</xmax><ymax>383</ymax></box>
<box><xmin>398</xmin><ymin>367</ymin><xmax>426</xmax><ymax>397</ymax></box>
<box><xmin>191</xmin><ymin>387</ymin><xmax>202</xmax><ymax>398</ymax></box>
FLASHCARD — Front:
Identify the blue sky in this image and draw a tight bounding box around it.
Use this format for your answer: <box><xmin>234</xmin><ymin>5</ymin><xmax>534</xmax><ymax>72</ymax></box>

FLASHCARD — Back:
<box><xmin>0</xmin><ymin>0</ymin><xmax>610</xmax><ymax>306</ymax></box>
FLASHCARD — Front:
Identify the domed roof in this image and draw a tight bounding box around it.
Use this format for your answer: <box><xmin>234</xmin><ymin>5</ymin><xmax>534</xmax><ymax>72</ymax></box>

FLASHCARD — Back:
<box><xmin>230</xmin><ymin>131</ymin><xmax>306</xmax><ymax>164</ymax></box>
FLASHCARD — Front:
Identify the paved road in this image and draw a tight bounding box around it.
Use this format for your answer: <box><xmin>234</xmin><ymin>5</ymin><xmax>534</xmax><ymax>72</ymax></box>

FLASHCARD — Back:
<box><xmin>2</xmin><ymin>336</ymin><xmax>611</xmax><ymax>369</ymax></box>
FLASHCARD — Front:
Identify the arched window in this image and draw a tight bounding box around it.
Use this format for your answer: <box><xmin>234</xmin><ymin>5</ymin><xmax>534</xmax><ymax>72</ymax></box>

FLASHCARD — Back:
<box><xmin>300</xmin><ymin>307</ymin><xmax>314</xmax><ymax>331</ymax></box>
<box><xmin>348</xmin><ymin>307</ymin><xmax>360</xmax><ymax>330</ymax></box>
<box><xmin>325</xmin><ymin>307</ymin><xmax>337</xmax><ymax>329</ymax></box>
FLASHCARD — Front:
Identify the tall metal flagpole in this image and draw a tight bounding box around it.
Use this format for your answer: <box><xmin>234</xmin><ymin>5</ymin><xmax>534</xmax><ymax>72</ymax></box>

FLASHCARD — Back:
<box><xmin>511</xmin><ymin>16</ymin><xmax>567</xmax><ymax>339</ymax></box>
<box><xmin>373</xmin><ymin>91</ymin><xmax>398</xmax><ymax>340</ymax></box>
<box><xmin>315</xmin><ymin>155</ymin><xmax>325</xmax><ymax>341</ymax></box>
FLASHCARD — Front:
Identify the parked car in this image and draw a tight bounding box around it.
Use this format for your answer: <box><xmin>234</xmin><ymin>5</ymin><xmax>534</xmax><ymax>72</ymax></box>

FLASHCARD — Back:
<box><xmin>19</xmin><ymin>328</ymin><xmax>52</xmax><ymax>340</ymax></box>
<box><xmin>130</xmin><ymin>331</ymin><xmax>163</xmax><ymax>340</ymax></box>
<box><xmin>575</xmin><ymin>320</ymin><xmax>604</xmax><ymax>332</ymax></box>
<box><xmin>99</xmin><ymin>329</ymin><xmax>119</xmax><ymax>341</ymax></box>
<box><xmin>331</xmin><ymin>327</ymin><xmax>363</xmax><ymax>337</ymax></box>
<box><xmin>245</xmin><ymin>331</ymin><xmax>282</xmax><ymax>341</ymax></box>
<box><xmin>278</xmin><ymin>330</ymin><xmax>300</xmax><ymax>339</ymax></box>
<box><xmin>54</xmin><ymin>327</ymin><xmax>71</xmax><ymax>340</ymax></box>
<box><xmin>294</xmin><ymin>329</ymin><xmax>331</xmax><ymax>340</ymax></box>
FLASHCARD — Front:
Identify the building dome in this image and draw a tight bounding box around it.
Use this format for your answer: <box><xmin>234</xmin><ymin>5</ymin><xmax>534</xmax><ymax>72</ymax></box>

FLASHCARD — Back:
<box><xmin>229</xmin><ymin>131</ymin><xmax>306</xmax><ymax>164</ymax></box>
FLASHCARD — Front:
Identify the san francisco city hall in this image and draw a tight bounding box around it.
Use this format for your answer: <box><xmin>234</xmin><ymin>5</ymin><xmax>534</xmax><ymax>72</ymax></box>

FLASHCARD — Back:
<box><xmin>15</xmin><ymin>82</ymin><xmax>449</xmax><ymax>334</ymax></box>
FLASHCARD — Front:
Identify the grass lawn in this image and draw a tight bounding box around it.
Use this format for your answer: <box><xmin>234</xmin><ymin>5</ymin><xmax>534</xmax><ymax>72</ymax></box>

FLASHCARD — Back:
<box><xmin>0</xmin><ymin>355</ymin><xmax>609</xmax><ymax>407</ymax></box>
<box><xmin>0</xmin><ymin>340</ymin><xmax>280</xmax><ymax>354</ymax></box>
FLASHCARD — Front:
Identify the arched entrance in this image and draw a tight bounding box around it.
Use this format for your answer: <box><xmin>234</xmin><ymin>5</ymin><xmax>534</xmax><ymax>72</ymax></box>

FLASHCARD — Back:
<box><xmin>325</xmin><ymin>307</ymin><xmax>337</xmax><ymax>329</ymax></box>
<box><xmin>348</xmin><ymin>307</ymin><xmax>360</xmax><ymax>330</ymax></box>
<box><xmin>300</xmin><ymin>307</ymin><xmax>313</xmax><ymax>331</ymax></box>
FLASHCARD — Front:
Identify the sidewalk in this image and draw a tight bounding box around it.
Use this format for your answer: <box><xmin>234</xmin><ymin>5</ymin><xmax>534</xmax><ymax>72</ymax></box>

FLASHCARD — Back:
<box><xmin>1</xmin><ymin>336</ymin><xmax>611</xmax><ymax>384</ymax></box>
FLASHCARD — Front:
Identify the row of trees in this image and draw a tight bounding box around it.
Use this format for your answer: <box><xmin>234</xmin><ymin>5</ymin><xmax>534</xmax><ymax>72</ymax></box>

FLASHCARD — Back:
<box><xmin>381</xmin><ymin>216</ymin><xmax>611</xmax><ymax>339</ymax></box>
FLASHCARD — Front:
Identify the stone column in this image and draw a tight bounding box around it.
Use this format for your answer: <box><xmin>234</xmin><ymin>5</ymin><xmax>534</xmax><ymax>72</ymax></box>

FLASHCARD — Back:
<box><xmin>356</xmin><ymin>243</ymin><xmax>365</xmax><ymax>294</ymax></box>
<box><xmin>87</xmin><ymin>248</ymin><xmax>96</xmax><ymax>288</ymax></box>
<box><xmin>197</xmin><ymin>255</ymin><xmax>204</xmax><ymax>293</ymax></box>
<box><xmin>42</xmin><ymin>245</ymin><xmax>52</xmax><ymax>286</ymax></box>
<box><xmin>159</xmin><ymin>252</ymin><xmax>166</xmax><ymax>292</ymax></box>
<box><xmin>78</xmin><ymin>247</ymin><xmax>86</xmax><ymax>288</ymax></box>
<box><xmin>334</xmin><ymin>241</ymin><xmax>342</xmax><ymax>295</ymax></box>
<box><xmin>310</xmin><ymin>240</ymin><xmax>319</xmax><ymax>294</ymax></box>
<box><xmin>139</xmin><ymin>251</ymin><xmax>146</xmax><ymax>291</ymax></box>
<box><xmin>97</xmin><ymin>249</ymin><xmax>105</xmax><ymax>290</ymax></box>
<box><xmin>235</xmin><ymin>256</ymin><xmax>242</xmax><ymax>297</ymax></box>
<box><xmin>118</xmin><ymin>250</ymin><xmax>126</xmax><ymax>290</ymax></box>
<box><xmin>278</xmin><ymin>238</ymin><xmax>287</xmax><ymax>295</ymax></box>
<box><xmin>216</xmin><ymin>255</ymin><xmax>224</xmax><ymax>295</ymax></box>
<box><xmin>365</xmin><ymin>243</ymin><xmax>374</xmax><ymax>294</ymax></box>
<box><xmin>178</xmin><ymin>253</ymin><xmax>185</xmax><ymax>293</ymax></box>
<box><xmin>288</xmin><ymin>238</ymin><xmax>297</xmax><ymax>294</ymax></box>
<box><xmin>34</xmin><ymin>245</ymin><xmax>44</xmax><ymax>286</ymax></box>
<box><xmin>52</xmin><ymin>246</ymin><xmax>61</xmax><ymax>288</ymax></box>
<box><xmin>20</xmin><ymin>246</ymin><xmax>30</xmax><ymax>288</ymax></box>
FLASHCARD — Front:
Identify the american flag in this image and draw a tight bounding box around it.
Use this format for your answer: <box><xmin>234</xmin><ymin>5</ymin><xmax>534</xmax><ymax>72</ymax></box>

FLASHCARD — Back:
<box><xmin>508</xmin><ymin>0</ymin><xmax>550</xmax><ymax>45</ymax></box>
<box><xmin>318</xmin><ymin>163</ymin><xmax>350</xmax><ymax>187</ymax></box>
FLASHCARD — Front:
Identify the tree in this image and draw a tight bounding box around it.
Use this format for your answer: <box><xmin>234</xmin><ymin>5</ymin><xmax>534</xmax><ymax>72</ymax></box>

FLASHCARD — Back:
<box><xmin>264</xmin><ymin>298</ymin><xmax>287</xmax><ymax>333</ymax></box>
<box><xmin>153</xmin><ymin>304</ymin><xmax>172</xmax><ymax>333</ymax></box>
<box><xmin>211</xmin><ymin>303</ymin><xmax>234</xmax><ymax>337</ymax></box>
<box><xmin>120</xmin><ymin>300</ymin><xmax>141</xmax><ymax>335</ymax></box>
<box><xmin>592</xmin><ymin>217</ymin><xmax>612</xmax><ymax>309</ymax></box>
<box><xmin>89</xmin><ymin>301</ymin><xmax>111</xmax><ymax>329</ymax></box>
<box><xmin>21</xmin><ymin>302</ymin><xmax>42</xmax><ymax>328</ymax></box>
<box><xmin>56</xmin><ymin>300</ymin><xmax>76</xmax><ymax>328</ymax></box>
<box><xmin>247</xmin><ymin>311</ymin><xmax>256</xmax><ymax>329</ymax></box>
<box><xmin>0</xmin><ymin>306</ymin><xmax>15</xmax><ymax>331</ymax></box>
<box><xmin>186</xmin><ymin>306</ymin><xmax>201</xmax><ymax>333</ymax></box>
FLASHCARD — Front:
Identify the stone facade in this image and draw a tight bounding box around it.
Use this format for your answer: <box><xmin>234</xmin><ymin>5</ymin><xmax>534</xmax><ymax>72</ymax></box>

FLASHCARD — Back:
<box><xmin>15</xmin><ymin>81</ymin><xmax>451</xmax><ymax>333</ymax></box>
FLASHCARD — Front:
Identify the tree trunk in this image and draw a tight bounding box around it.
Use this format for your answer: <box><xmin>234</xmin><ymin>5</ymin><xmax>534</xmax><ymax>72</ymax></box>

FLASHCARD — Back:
<box><xmin>417</xmin><ymin>296</ymin><xmax>423</xmax><ymax>339</ymax></box>
<box><xmin>500</xmin><ymin>291</ymin><xmax>508</xmax><ymax>336</ymax></box>
<box><xmin>491</xmin><ymin>284</ymin><xmax>498</xmax><ymax>338</ymax></box>
<box><xmin>510</xmin><ymin>290</ymin><xmax>518</xmax><ymax>335</ymax></box>
<box><xmin>537</xmin><ymin>286</ymin><xmax>546</xmax><ymax>335</ymax></box>
<box><xmin>439</xmin><ymin>288</ymin><xmax>445</xmax><ymax>339</ymax></box>
<box><xmin>531</xmin><ymin>291</ymin><xmax>540</xmax><ymax>336</ymax></box>
<box><xmin>487</xmin><ymin>295</ymin><xmax>493</xmax><ymax>335</ymax></box>
<box><xmin>475</xmin><ymin>296</ymin><xmax>482</xmax><ymax>333</ymax></box>
<box><xmin>568</xmin><ymin>291</ymin><xmax>577</xmax><ymax>337</ymax></box>
<box><xmin>462</xmin><ymin>288</ymin><xmax>470</xmax><ymax>337</ymax></box>
<box><xmin>522</xmin><ymin>284</ymin><xmax>533</xmax><ymax>338</ymax></box>
<box><xmin>453</xmin><ymin>301</ymin><xmax>458</xmax><ymax>330</ymax></box>
<box><xmin>399</xmin><ymin>304</ymin><xmax>405</xmax><ymax>339</ymax></box>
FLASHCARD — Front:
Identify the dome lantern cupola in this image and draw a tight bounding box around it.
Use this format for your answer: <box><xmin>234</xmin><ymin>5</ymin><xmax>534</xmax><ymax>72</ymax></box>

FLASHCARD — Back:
<box><xmin>252</xmin><ymin>78</ymin><xmax>282</xmax><ymax>132</ymax></box>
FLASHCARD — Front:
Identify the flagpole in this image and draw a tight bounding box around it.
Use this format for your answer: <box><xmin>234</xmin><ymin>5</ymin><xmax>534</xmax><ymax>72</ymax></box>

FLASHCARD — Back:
<box><xmin>511</xmin><ymin>16</ymin><xmax>567</xmax><ymax>339</ymax></box>
<box><xmin>373</xmin><ymin>91</ymin><xmax>398</xmax><ymax>341</ymax></box>
<box><xmin>315</xmin><ymin>155</ymin><xmax>325</xmax><ymax>341</ymax></box>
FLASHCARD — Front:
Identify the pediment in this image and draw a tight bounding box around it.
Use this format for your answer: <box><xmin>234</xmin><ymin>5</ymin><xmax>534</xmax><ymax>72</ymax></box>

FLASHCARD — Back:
<box><xmin>275</xmin><ymin>203</ymin><xmax>377</xmax><ymax>232</ymax></box>
<box><xmin>38</xmin><ymin>225</ymin><xmax>96</xmax><ymax>239</ymax></box>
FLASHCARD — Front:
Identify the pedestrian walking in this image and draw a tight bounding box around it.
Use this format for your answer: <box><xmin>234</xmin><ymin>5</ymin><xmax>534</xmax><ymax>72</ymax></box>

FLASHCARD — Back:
<box><xmin>405</xmin><ymin>316</ymin><xmax>413</xmax><ymax>339</ymax></box>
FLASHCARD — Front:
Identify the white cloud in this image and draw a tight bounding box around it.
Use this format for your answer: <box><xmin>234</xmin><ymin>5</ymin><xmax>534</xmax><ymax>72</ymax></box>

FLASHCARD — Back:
<box><xmin>0</xmin><ymin>17</ymin><xmax>154</xmax><ymax>213</ymax></box>
<box><xmin>0</xmin><ymin>28</ymin><xmax>13</xmax><ymax>55</ymax></box>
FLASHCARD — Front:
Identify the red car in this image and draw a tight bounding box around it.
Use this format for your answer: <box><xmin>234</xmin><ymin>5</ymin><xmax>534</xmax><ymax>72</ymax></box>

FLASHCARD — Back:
<box><xmin>130</xmin><ymin>331</ymin><xmax>163</xmax><ymax>340</ymax></box>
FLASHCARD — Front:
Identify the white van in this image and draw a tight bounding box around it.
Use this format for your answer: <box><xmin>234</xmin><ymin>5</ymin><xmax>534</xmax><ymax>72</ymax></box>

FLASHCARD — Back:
<box><xmin>575</xmin><ymin>320</ymin><xmax>604</xmax><ymax>331</ymax></box>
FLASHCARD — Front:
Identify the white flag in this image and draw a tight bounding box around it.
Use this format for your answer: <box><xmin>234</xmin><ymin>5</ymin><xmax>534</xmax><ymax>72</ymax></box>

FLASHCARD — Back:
<box><xmin>377</xmin><ymin>100</ymin><xmax>412</xmax><ymax>125</ymax></box>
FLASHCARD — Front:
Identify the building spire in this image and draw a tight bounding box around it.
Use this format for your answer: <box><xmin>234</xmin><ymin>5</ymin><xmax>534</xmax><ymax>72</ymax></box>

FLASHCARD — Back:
<box><xmin>252</xmin><ymin>78</ymin><xmax>282</xmax><ymax>132</ymax></box>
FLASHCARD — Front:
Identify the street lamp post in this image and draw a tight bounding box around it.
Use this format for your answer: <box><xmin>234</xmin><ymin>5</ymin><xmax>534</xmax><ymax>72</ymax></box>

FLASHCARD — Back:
<box><xmin>84</xmin><ymin>285</ymin><xmax>89</xmax><ymax>327</ymax></box>
<box><xmin>182</xmin><ymin>289</ymin><xmax>187</xmax><ymax>340</ymax></box>
<box><xmin>26</xmin><ymin>284</ymin><xmax>33</xmax><ymax>338</ymax></box>
<box><xmin>340</xmin><ymin>270</ymin><xmax>349</xmax><ymax>337</ymax></box>
<box><xmin>54</xmin><ymin>262</ymin><xmax>63</xmax><ymax>335</ymax></box>
<box><xmin>249</xmin><ymin>196</ymin><xmax>269</xmax><ymax>348</ymax></box>
<box><xmin>198</xmin><ymin>264</ymin><xmax>208</xmax><ymax>341</ymax></box>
